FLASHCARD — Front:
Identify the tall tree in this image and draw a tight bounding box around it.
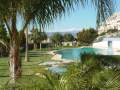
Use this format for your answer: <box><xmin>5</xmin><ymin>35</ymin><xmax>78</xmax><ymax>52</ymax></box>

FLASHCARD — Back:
<box><xmin>25</xmin><ymin>27</ymin><xmax>29</xmax><ymax>62</ymax></box>
<box><xmin>30</xmin><ymin>28</ymin><xmax>47</xmax><ymax>50</ymax></box>
<box><xmin>77</xmin><ymin>28</ymin><xmax>98</xmax><ymax>45</ymax></box>
<box><xmin>30</xmin><ymin>28</ymin><xmax>38</xmax><ymax>50</ymax></box>
<box><xmin>64</xmin><ymin>33</ymin><xmax>74</xmax><ymax>42</ymax></box>
<box><xmin>38</xmin><ymin>31</ymin><xmax>47</xmax><ymax>50</ymax></box>
<box><xmin>51</xmin><ymin>33</ymin><xmax>63</xmax><ymax>47</ymax></box>
<box><xmin>0</xmin><ymin>0</ymin><xmax>114</xmax><ymax>83</ymax></box>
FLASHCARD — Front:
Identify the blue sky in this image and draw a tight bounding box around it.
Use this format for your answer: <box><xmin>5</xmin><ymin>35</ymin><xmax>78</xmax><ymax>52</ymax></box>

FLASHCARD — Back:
<box><xmin>46</xmin><ymin>0</ymin><xmax>120</xmax><ymax>32</ymax></box>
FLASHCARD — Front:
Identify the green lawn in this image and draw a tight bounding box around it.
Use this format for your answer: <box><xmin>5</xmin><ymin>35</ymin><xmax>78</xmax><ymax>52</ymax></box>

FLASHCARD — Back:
<box><xmin>0</xmin><ymin>57</ymin><xmax>9</xmax><ymax>88</ymax></box>
<box><xmin>0</xmin><ymin>50</ymin><xmax>53</xmax><ymax>89</ymax></box>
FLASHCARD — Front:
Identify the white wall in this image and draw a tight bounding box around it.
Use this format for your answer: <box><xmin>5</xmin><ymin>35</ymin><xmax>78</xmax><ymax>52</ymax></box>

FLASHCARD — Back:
<box><xmin>93</xmin><ymin>40</ymin><xmax>120</xmax><ymax>51</ymax></box>
<box><xmin>93</xmin><ymin>41</ymin><xmax>108</xmax><ymax>49</ymax></box>
<box><xmin>112</xmin><ymin>41</ymin><xmax>120</xmax><ymax>50</ymax></box>
<box><xmin>62</xmin><ymin>42</ymin><xmax>73</xmax><ymax>46</ymax></box>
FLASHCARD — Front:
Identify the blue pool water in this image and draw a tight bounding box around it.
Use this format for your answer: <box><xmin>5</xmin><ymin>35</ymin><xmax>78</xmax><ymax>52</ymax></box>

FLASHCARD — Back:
<box><xmin>57</xmin><ymin>48</ymin><xmax>103</xmax><ymax>60</ymax></box>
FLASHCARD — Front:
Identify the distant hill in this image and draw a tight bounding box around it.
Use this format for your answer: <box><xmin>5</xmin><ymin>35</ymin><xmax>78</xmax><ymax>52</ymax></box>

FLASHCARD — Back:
<box><xmin>46</xmin><ymin>31</ymin><xmax>79</xmax><ymax>37</ymax></box>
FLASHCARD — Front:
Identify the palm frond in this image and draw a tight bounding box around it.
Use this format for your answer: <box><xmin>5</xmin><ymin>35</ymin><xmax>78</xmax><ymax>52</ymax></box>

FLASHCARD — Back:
<box><xmin>91</xmin><ymin>0</ymin><xmax>114</xmax><ymax>26</ymax></box>
<box><xmin>0</xmin><ymin>39</ymin><xmax>8</xmax><ymax>49</ymax></box>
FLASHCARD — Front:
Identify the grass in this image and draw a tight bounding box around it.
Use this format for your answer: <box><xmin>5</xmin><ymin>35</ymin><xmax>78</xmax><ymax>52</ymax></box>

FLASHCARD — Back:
<box><xmin>0</xmin><ymin>50</ymin><xmax>53</xmax><ymax>89</ymax></box>
<box><xmin>0</xmin><ymin>57</ymin><xmax>9</xmax><ymax>88</ymax></box>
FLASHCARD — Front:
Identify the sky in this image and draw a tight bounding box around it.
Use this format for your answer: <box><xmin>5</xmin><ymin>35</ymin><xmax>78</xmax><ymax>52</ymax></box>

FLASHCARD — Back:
<box><xmin>46</xmin><ymin>0</ymin><xmax>120</xmax><ymax>32</ymax></box>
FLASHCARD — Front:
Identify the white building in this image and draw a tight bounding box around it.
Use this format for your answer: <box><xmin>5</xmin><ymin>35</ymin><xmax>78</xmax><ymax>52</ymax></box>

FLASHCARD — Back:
<box><xmin>42</xmin><ymin>38</ymin><xmax>51</xmax><ymax>44</ymax></box>
<box><xmin>98</xmin><ymin>12</ymin><xmax>120</xmax><ymax>34</ymax></box>
<box><xmin>93</xmin><ymin>37</ymin><xmax>120</xmax><ymax>51</ymax></box>
<box><xmin>93</xmin><ymin>12</ymin><xmax>120</xmax><ymax>54</ymax></box>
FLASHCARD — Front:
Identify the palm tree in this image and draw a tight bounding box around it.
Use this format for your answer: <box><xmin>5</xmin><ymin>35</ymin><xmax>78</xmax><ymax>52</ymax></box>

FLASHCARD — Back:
<box><xmin>0</xmin><ymin>23</ymin><xmax>9</xmax><ymax>56</ymax></box>
<box><xmin>38</xmin><ymin>31</ymin><xmax>47</xmax><ymax>50</ymax></box>
<box><xmin>25</xmin><ymin>27</ymin><xmax>29</xmax><ymax>62</ymax></box>
<box><xmin>0</xmin><ymin>0</ymin><xmax>114</xmax><ymax>83</ymax></box>
<box><xmin>51</xmin><ymin>33</ymin><xmax>63</xmax><ymax>47</ymax></box>
<box><xmin>30</xmin><ymin>28</ymin><xmax>47</xmax><ymax>50</ymax></box>
<box><xmin>30</xmin><ymin>28</ymin><xmax>39</xmax><ymax>50</ymax></box>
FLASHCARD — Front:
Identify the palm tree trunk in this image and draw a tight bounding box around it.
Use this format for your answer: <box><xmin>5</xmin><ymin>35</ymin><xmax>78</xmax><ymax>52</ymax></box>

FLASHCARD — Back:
<box><xmin>40</xmin><ymin>43</ymin><xmax>41</xmax><ymax>50</ymax></box>
<box><xmin>9</xmin><ymin>39</ymin><xmax>21</xmax><ymax>82</ymax></box>
<box><xmin>9</xmin><ymin>15</ymin><xmax>21</xmax><ymax>82</ymax></box>
<box><xmin>0</xmin><ymin>47</ymin><xmax>2</xmax><ymax>57</ymax></box>
<box><xmin>34</xmin><ymin>43</ymin><xmax>37</xmax><ymax>50</ymax></box>
<box><xmin>25</xmin><ymin>28</ymin><xmax>29</xmax><ymax>62</ymax></box>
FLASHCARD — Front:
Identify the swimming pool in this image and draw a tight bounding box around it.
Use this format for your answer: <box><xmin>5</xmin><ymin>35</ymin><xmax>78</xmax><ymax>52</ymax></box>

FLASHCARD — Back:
<box><xmin>57</xmin><ymin>48</ymin><xmax>104</xmax><ymax>60</ymax></box>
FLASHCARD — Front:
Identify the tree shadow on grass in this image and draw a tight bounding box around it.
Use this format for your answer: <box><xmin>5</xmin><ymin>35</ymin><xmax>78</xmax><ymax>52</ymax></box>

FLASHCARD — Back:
<box><xmin>28</xmin><ymin>55</ymin><xmax>41</xmax><ymax>57</ymax></box>
<box><xmin>0</xmin><ymin>75</ymin><xmax>9</xmax><ymax>77</ymax></box>
<box><xmin>0</xmin><ymin>69</ymin><xmax>9</xmax><ymax>71</ymax></box>
<box><xmin>21</xmin><ymin>54</ymin><xmax>42</xmax><ymax>57</ymax></box>
<box><xmin>0</xmin><ymin>64</ymin><xmax>8</xmax><ymax>66</ymax></box>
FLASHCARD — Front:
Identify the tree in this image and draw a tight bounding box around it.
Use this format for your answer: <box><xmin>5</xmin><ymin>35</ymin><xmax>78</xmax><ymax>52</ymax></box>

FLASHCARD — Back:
<box><xmin>64</xmin><ymin>33</ymin><xmax>74</xmax><ymax>42</ymax></box>
<box><xmin>77</xmin><ymin>28</ymin><xmax>98</xmax><ymax>45</ymax></box>
<box><xmin>107</xmin><ymin>28</ymin><xmax>118</xmax><ymax>33</ymax></box>
<box><xmin>0</xmin><ymin>24</ymin><xmax>8</xmax><ymax>41</ymax></box>
<box><xmin>24</xmin><ymin>27</ymin><xmax>29</xmax><ymax>62</ymax></box>
<box><xmin>30</xmin><ymin>28</ymin><xmax>47</xmax><ymax>50</ymax></box>
<box><xmin>51</xmin><ymin>33</ymin><xmax>63</xmax><ymax>47</ymax></box>
<box><xmin>38</xmin><ymin>31</ymin><xmax>47</xmax><ymax>50</ymax></box>
<box><xmin>0</xmin><ymin>0</ymin><xmax>114</xmax><ymax>83</ymax></box>
<box><xmin>19</xmin><ymin>28</ymin><xmax>29</xmax><ymax>62</ymax></box>
<box><xmin>19</xmin><ymin>30</ymin><xmax>26</xmax><ymax>48</ymax></box>
<box><xmin>30</xmin><ymin>28</ymin><xmax>39</xmax><ymax>50</ymax></box>
<box><xmin>0</xmin><ymin>24</ymin><xmax>9</xmax><ymax>57</ymax></box>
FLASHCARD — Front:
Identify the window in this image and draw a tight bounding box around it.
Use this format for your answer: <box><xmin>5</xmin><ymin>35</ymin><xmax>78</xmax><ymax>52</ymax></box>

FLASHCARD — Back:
<box><xmin>108</xmin><ymin>41</ymin><xmax>112</xmax><ymax>48</ymax></box>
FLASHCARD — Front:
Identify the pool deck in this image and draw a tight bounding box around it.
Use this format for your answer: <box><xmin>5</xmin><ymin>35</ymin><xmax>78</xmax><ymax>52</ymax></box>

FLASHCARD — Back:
<box><xmin>50</xmin><ymin>50</ymin><xmax>73</xmax><ymax>61</ymax></box>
